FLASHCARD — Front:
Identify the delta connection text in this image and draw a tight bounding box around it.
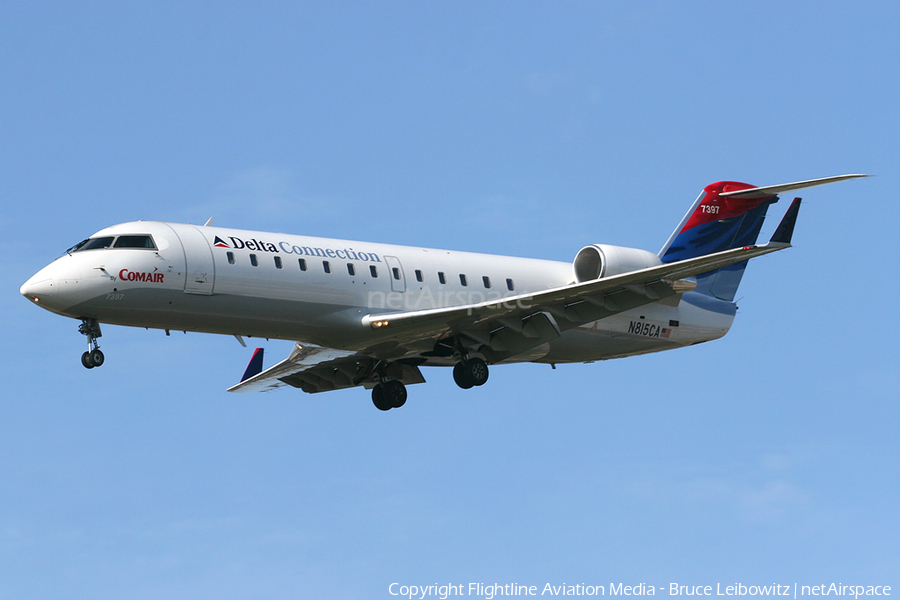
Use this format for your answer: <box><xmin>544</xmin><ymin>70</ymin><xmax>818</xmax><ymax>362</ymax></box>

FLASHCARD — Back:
<box><xmin>221</xmin><ymin>235</ymin><xmax>383</xmax><ymax>263</ymax></box>
<box><xmin>387</xmin><ymin>582</ymin><xmax>891</xmax><ymax>600</ymax></box>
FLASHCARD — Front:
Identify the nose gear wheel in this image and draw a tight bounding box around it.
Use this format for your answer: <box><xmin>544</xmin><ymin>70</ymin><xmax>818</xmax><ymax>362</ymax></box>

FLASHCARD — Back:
<box><xmin>78</xmin><ymin>318</ymin><xmax>104</xmax><ymax>369</ymax></box>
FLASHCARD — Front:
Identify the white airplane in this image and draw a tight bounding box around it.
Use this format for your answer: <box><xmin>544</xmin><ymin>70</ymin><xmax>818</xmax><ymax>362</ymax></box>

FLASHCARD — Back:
<box><xmin>21</xmin><ymin>175</ymin><xmax>865</xmax><ymax>410</ymax></box>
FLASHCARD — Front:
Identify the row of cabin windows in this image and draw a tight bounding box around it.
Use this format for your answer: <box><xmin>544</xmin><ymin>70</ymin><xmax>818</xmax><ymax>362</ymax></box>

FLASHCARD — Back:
<box><xmin>225</xmin><ymin>251</ymin><xmax>515</xmax><ymax>291</ymax></box>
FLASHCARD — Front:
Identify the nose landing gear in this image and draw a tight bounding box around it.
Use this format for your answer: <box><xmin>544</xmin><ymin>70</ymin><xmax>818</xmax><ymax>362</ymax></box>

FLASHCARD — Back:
<box><xmin>78</xmin><ymin>318</ymin><xmax>104</xmax><ymax>369</ymax></box>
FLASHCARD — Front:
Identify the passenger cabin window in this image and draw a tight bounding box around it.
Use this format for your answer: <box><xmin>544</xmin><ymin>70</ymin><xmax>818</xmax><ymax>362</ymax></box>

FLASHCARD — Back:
<box><xmin>113</xmin><ymin>235</ymin><xmax>156</xmax><ymax>249</ymax></box>
<box><xmin>274</xmin><ymin>256</ymin><xmax>283</xmax><ymax>269</ymax></box>
<box><xmin>299</xmin><ymin>258</ymin><xmax>308</xmax><ymax>271</ymax></box>
<box><xmin>250</xmin><ymin>254</ymin><xmax>259</xmax><ymax>267</ymax></box>
<box><xmin>323</xmin><ymin>261</ymin><xmax>331</xmax><ymax>273</ymax></box>
<box><xmin>415</xmin><ymin>269</ymin><xmax>423</xmax><ymax>282</ymax></box>
<box><xmin>459</xmin><ymin>274</ymin><xmax>468</xmax><ymax>287</ymax></box>
<box><xmin>506</xmin><ymin>278</ymin><xmax>515</xmax><ymax>291</ymax></box>
<box><xmin>347</xmin><ymin>263</ymin><xmax>355</xmax><ymax>276</ymax></box>
<box><xmin>227</xmin><ymin>252</ymin><xmax>235</xmax><ymax>264</ymax></box>
<box><xmin>482</xmin><ymin>276</ymin><xmax>491</xmax><ymax>289</ymax></box>
<box><xmin>438</xmin><ymin>271</ymin><xmax>446</xmax><ymax>284</ymax></box>
<box><xmin>370</xmin><ymin>265</ymin><xmax>378</xmax><ymax>278</ymax></box>
<box><xmin>392</xmin><ymin>267</ymin><xmax>401</xmax><ymax>280</ymax></box>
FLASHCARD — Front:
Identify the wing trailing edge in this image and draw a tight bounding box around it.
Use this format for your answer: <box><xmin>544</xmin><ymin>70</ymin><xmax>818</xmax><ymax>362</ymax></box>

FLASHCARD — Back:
<box><xmin>229</xmin><ymin>345</ymin><xmax>368</xmax><ymax>394</ymax></box>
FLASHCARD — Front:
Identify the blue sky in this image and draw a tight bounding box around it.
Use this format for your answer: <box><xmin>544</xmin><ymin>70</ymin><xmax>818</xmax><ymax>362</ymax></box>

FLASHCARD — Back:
<box><xmin>2</xmin><ymin>2</ymin><xmax>898</xmax><ymax>598</ymax></box>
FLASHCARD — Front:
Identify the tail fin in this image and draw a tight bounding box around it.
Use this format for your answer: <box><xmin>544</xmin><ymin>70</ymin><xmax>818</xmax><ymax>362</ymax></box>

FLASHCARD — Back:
<box><xmin>659</xmin><ymin>174</ymin><xmax>868</xmax><ymax>301</ymax></box>
<box><xmin>659</xmin><ymin>181</ymin><xmax>776</xmax><ymax>301</ymax></box>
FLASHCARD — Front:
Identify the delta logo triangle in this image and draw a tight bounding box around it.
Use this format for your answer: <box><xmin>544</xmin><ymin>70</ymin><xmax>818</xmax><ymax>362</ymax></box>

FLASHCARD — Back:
<box><xmin>213</xmin><ymin>236</ymin><xmax>230</xmax><ymax>248</ymax></box>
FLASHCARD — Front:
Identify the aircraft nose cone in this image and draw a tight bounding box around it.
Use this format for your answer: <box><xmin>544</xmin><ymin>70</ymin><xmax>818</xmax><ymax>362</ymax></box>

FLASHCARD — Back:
<box><xmin>20</xmin><ymin>275</ymin><xmax>56</xmax><ymax>303</ymax></box>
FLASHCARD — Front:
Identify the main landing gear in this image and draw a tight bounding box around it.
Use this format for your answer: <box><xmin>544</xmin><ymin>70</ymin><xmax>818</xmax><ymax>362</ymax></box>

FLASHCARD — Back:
<box><xmin>78</xmin><ymin>318</ymin><xmax>104</xmax><ymax>369</ymax></box>
<box><xmin>372</xmin><ymin>379</ymin><xmax>407</xmax><ymax>411</ymax></box>
<box><xmin>453</xmin><ymin>357</ymin><xmax>489</xmax><ymax>389</ymax></box>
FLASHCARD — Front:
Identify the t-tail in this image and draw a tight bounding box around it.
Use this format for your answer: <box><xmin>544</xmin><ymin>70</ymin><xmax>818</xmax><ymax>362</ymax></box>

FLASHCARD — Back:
<box><xmin>658</xmin><ymin>174</ymin><xmax>868</xmax><ymax>301</ymax></box>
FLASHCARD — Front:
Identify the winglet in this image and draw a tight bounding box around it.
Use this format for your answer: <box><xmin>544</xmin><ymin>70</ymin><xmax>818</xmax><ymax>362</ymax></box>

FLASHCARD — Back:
<box><xmin>769</xmin><ymin>198</ymin><xmax>802</xmax><ymax>245</ymax></box>
<box><xmin>240</xmin><ymin>348</ymin><xmax>265</xmax><ymax>382</ymax></box>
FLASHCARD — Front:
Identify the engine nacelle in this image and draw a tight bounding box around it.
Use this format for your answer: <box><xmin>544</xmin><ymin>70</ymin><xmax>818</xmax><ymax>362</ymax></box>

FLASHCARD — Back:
<box><xmin>573</xmin><ymin>244</ymin><xmax>662</xmax><ymax>283</ymax></box>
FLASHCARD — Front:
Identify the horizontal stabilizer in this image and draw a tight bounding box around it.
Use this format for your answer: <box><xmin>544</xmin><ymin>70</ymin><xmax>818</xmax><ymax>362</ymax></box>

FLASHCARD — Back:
<box><xmin>720</xmin><ymin>174</ymin><xmax>869</xmax><ymax>200</ymax></box>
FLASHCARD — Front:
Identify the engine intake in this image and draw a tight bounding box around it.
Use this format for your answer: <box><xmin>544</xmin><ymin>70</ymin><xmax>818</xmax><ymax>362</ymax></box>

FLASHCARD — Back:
<box><xmin>573</xmin><ymin>244</ymin><xmax>662</xmax><ymax>283</ymax></box>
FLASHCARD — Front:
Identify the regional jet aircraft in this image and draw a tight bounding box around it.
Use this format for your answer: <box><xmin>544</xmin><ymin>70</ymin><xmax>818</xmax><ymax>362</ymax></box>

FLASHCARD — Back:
<box><xmin>21</xmin><ymin>175</ymin><xmax>865</xmax><ymax>410</ymax></box>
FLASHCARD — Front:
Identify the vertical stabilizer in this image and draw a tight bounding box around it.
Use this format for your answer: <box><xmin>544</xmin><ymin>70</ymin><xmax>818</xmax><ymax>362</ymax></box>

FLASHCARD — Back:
<box><xmin>659</xmin><ymin>181</ymin><xmax>778</xmax><ymax>301</ymax></box>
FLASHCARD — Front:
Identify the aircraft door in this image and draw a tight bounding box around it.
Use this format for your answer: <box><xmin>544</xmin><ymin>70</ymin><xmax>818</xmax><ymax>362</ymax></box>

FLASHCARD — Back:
<box><xmin>384</xmin><ymin>255</ymin><xmax>405</xmax><ymax>293</ymax></box>
<box><xmin>173</xmin><ymin>225</ymin><xmax>216</xmax><ymax>295</ymax></box>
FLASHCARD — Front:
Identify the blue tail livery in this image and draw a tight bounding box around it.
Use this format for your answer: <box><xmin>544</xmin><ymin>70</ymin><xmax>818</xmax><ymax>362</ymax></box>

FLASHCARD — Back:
<box><xmin>659</xmin><ymin>175</ymin><xmax>866</xmax><ymax>301</ymax></box>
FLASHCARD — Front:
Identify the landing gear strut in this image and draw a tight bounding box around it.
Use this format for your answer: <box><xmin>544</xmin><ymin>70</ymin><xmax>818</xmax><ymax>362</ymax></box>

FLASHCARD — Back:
<box><xmin>453</xmin><ymin>357</ymin><xmax>489</xmax><ymax>389</ymax></box>
<box><xmin>78</xmin><ymin>318</ymin><xmax>104</xmax><ymax>369</ymax></box>
<box><xmin>372</xmin><ymin>379</ymin><xmax>407</xmax><ymax>411</ymax></box>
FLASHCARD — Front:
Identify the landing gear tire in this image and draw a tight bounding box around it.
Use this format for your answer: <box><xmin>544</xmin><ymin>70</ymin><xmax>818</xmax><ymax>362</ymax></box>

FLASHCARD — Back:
<box><xmin>81</xmin><ymin>351</ymin><xmax>95</xmax><ymax>369</ymax></box>
<box><xmin>467</xmin><ymin>357</ymin><xmax>489</xmax><ymax>386</ymax></box>
<box><xmin>384</xmin><ymin>380</ymin><xmax>407</xmax><ymax>408</ymax></box>
<box><xmin>89</xmin><ymin>349</ymin><xmax>105</xmax><ymax>368</ymax></box>
<box><xmin>453</xmin><ymin>357</ymin><xmax>489</xmax><ymax>389</ymax></box>
<box><xmin>372</xmin><ymin>384</ymin><xmax>392</xmax><ymax>411</ymax></box>
<box><xmin>453</xmin><ymin>362</ymin><xmax>475</xmax><ymax>389</ymax></box>
<box><xmin>372</xmin><ymin>380</ymin><xmax>407</xmax><ymax>411</ymax></box>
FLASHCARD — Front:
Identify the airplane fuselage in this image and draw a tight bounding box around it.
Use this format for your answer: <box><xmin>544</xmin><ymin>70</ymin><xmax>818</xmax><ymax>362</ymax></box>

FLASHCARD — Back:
<box><xmin>21</xmin><ymin>220</ymin><xmax>734</xmax><ymax>367</ymax></box>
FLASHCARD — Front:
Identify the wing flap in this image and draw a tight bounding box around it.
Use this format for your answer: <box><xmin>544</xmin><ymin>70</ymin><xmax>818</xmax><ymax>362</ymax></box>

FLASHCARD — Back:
<box><xmin>228</xmin><ymin>343</ymin><xmax>426</xmax><ymax>394</ymax></box>
<box><xmin>227</xmin><ymin>344</ymin><xmax>359</xmax><ymax>393</ymax></box>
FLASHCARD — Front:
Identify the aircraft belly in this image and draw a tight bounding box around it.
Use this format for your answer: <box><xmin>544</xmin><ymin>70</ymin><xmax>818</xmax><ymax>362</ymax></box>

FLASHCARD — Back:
<box><xmin>532</xmin><ymin>297</ymin><xmax>735</xmax><ymax>364</ymax></box>
<box><xmin>65</xmin><ymin>288</ymin><xmax>364</xmax><ymax>345</ymax></box>
<box><xmin>539</xmin><ymin>328</ymin><xmax>678</xmax><ymax>363</ymax></box>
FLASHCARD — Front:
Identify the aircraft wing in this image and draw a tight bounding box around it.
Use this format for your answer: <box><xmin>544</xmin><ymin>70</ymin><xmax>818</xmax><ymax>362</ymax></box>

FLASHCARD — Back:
<box><xmin>360</xmin><ymin>212</ymin><xmax>801</xmax><ymax>364</ymax></box>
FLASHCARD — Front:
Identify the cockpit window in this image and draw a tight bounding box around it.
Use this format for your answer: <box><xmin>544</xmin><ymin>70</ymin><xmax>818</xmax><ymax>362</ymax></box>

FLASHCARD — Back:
<box><xmin>114</xmin><ymin>235</ymin><xmax>156</xmax><ymax>249</ymax></box>
<box><xmin>70</xmin><ymin>237</ymin><xmax>115</xmax><ymax>252</ymax></box>
<box><xmin>66</xmin><ymin>235</ymin><xmax>157</xmax><ymax>254</ymax></box>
